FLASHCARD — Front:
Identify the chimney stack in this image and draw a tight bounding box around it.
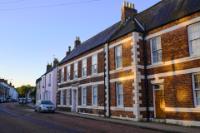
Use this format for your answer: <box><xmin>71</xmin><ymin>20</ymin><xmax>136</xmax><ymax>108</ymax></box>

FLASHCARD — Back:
<box><xmin>121</xmin><ymin>1</ymin><xmax>137</xmax><ymax>23</ymax></box>
<box><xmin>74</xmin><ymin>36</ymin><xmax>81</xmax><ymax>48</ymax></box>
<box><xmin>53</xmin><ymin>58</ymin><xmax>59</xmax><ymax>67</ymax></box>
<box><xmin>66</xmin><ymin>46</ymin><xmax>71</xmax><ymax>56</ymax></box>
<box><xmin>46</xmin><ymin>63</ymin><xmax>52</xmax><ymax>72</ymax></box>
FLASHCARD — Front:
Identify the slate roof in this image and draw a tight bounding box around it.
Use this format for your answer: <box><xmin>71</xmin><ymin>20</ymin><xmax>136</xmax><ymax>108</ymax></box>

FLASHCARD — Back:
<box><xmin>136</xmin><ymin>0</ymin><xmax>200</xmax><ymax>31</ymax></box>
<box><xmin>60</xmin><ymin>0</ymin><xmax>200</xmax><ymax>65</ymax></box>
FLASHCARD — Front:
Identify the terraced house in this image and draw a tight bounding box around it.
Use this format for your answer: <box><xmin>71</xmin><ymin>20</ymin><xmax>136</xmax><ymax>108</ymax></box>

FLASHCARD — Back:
<box><xmin>56</xmin><ymin>0</ymin><xmax>200</xmax><ymax>126</ymax></box>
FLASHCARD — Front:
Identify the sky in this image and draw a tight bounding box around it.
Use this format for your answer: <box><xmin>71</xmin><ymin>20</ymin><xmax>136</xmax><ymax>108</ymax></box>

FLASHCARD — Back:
<box><xmin>0</xmin><ymin>0</ymin><xmax>160</xmax><ymax>87</ymax></box>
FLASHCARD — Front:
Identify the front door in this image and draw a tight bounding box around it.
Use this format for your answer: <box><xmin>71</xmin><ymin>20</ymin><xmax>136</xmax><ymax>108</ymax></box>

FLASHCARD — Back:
<box><xmin>71</xmin><ymin>89</ymin><xmax>77</xmax><ymax>112</ymax></box>
<box><xmin>154</xmin><ymin>84</ymin><xmax>165</xmax><ymax>119</ymax></box>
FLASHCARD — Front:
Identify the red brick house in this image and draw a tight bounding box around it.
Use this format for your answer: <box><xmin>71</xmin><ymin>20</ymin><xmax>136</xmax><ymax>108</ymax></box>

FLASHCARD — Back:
<box><xmin>57</xmin><ymin>0</ymin><xmax>200</xmax><ymax>126</ymax></box>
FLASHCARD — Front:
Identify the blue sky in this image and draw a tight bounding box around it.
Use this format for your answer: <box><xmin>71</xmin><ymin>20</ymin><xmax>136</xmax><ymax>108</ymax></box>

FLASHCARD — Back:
<box><xmin>0</xmin><ymin>0</ymin><xmax>160</xmax><ymax>87</ymax></box>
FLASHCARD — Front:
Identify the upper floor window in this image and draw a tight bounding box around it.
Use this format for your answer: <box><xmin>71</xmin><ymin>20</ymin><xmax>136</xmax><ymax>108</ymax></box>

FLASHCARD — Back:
<box><xmin>67</xmin><ymin>65</ymin><xmax>71</xmax><ymax>81</ymax></box>
<box><xmin>116</xmin><ymin>82</ymin><xmax>123</xmax><ymax>107</ymax></box>
<box><xmin>74</xmin><ymin>62</ymin><xmax>78</xmax><ymax>79</ymax></box>
<box><xmin>48</xmin><ymin>74</ymin><xmax>51</xmax><ymax>87</ymax></box>
<box><xmin>193</xmin><ymin>73</ymin><xmax>200</xmax><ymax>106</ymax></box>
<box><xmin>82</xmin><ymin>87</ymin><xmax>87</xmax><ymax>106</ymax></box>
<box><xmin>151</xmin><ymin>36</ymin><xmax>162</xmax><ymax>64</ymax></box>
<box><xmin>92</xmin><ymin>54</ymin><xmax>98</xmax><ymax>74</ymax></box>
<box><xmin>92</xmin><ymin>86</ymin><xmax>98</xmax><ymax>106</ymax></box>
<box><xmin>188</xmin><ymin>22</ymin><xmax>200</xmax><ymax>56</ymax></box>
<box><xmin>61</xmin><ymin>68</ymin><xmax>64</xmax><ymax>82</ymax></box>
<box><xmin>115</xmin><ymin>45</ymin><xmax>122</xmax><ymax>69</ymax></box>
<box><xmin>82</xmin><ymin>59</ymin><xmax>87</xmax><ymax>77</ymax></box>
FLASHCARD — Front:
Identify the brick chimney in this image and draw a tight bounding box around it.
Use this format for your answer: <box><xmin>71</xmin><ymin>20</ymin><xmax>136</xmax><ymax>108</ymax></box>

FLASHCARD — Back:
<box><xmin>121</xmin><ymin>1</ymin><xmax>137</xmax><ymax>23</ymax></box>
<box><xmin>46</xmin><ymin>63</ymin><xmax>52</xmax><ymax>72</ymax></box>
<box><xmin>66</xmin><ymin>46</ymin><xmax>71</xmax><ymax>56</ymax></box>
<box><xmin>53</xmin><ymin>58</ymin><xmax>59</xmax><ymax>67</ymax></box>
<box><xmin>74</xmin><ymin>36</ymin><xmax>81</xmax><ymax>48</ymax></box>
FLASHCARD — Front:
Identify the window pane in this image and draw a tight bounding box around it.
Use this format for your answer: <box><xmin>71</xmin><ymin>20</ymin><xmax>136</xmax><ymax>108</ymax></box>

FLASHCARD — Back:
<box><xmin>116</xmin><ymin>83</ymin><xmax>123</xmax><ymax>106</ymax></box>
<box><xmin>188</xmin><ymin>22</ymin><xmax>200</xmax><ymax>41</ymax></box>
<box><xmin>195</xmin><ymin>74</ymin><xmax>200</xmax><ymax>89</ymax></box>
<box><xmin>191</xmin><ymin>39</ymin><xmax>200</xmax><ymax>56</ymax></box>
<box><xmin>115</xmin><ymin>45</ymin><xmax>122</xmax><ymax>68</ymax></box>
<box><xmin>196</xmin><ymin>90</ymin><xmax>200</xmax><ymax>105</ymax></box>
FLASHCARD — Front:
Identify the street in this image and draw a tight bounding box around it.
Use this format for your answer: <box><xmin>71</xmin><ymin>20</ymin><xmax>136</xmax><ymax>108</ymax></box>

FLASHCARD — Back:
<box><xmin>0</xmin><ymin>103</ymin><xmax>162</xmax><ymax>133</ymax></box>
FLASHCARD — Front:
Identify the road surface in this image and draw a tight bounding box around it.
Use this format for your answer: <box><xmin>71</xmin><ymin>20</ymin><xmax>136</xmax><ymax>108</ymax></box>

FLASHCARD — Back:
<box><xmin>0</xmin><ymin>103</ymin><xmax>162</xmax><ymax>133</ymax></box>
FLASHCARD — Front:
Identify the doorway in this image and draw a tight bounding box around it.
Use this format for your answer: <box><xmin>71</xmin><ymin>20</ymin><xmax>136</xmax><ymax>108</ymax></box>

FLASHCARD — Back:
<box><xmin>153</xmin><ymin>84</ymin><xmax>165</xmax><ymax>119</ymax></box>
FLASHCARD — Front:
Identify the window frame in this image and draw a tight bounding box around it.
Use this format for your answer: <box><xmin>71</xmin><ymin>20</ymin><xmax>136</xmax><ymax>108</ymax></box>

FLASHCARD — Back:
<box><xmin>82</xmin><ymin>87</ymin><xmax>87</xmax><ymax>106</ymax></box>
<box><xmin>115</xmin><ymin>45</ymin><xmax>122</xmax><ymax>69</ymax></box>
<box><xmin>67</xmin><ymin>65</ymin><xmax>71</xmax><ymax>81</ymax></box>
<box><xmin>116</xmin><ymin>82</ymin><xmax>124</xmax><ymax>107</ymax></box>
<box><xmin>92</xmin><ymin>54</ymin><xmax>98</xmax><ymax>75</ymax></box>
<box><xmin>92</xmin><ymin>85</ymin><xmax>98</xmax><ymax>106</ymax></box>
<box><xmin>192</xmin><ymin>73</ymin><xmax>200</xmax><ymax>107</ymax></box>
<box><xmin>66</xmin><ymin>89</ymin><xmax>71</xmax><ymax>106</ymax></box>
<box><xmin>188</xmin><ymin>22</ymin><xmax>200</xmax><ymax>57</ymax></box>
<box><xmin>73</xmin><ymin>62</ymin><xmax>78</xmax><ymax>79</ymax></box>
<box><xmin>82</xmin><ymin>58</ymin><xmax>87</xmax><ymax>77</ymax></box>
<box><xmin>150</xmin><ymin>36</ymin><xmax>162</xmax><ymax>64</ymax></box>
<box><xmin>61</xmin><ymin>68</ymin><xmax>65</xmax><ymax>82</ymax></box>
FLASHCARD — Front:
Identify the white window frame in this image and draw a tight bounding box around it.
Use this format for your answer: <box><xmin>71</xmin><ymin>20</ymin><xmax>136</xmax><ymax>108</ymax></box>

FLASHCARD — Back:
<box><xmin>60</xmin><ymin>90</ymin><xmax>64</xmax><ymax>105</ymax></box>
<box><xmin>192</xmin><ymin>73</ymin><xmax>200</xmax><ymax>107</ymax></box>
<box><xmin>66</xmin><ymin>89</ymin><xmax>71</xmax><ymax>106</ymax></box>
<box><xmin>74</xmin><ymin>62</ymin><xmax>78</xmax><ymax>79</ymax></box>
<box><xmin>150</xmin><ymin>36</ymin><xmax>162</xmax><ymax>64</ymax></box>
<box><xmin>92</xmin><ymin>54</ymin><xmax>98</xmax><ymax>75</ymax></box>
<box><xmin>48</xmin><ymin>74</ymin><xmax>51</xmax><ymax>87</ymax></box>
<box><xmin>61</xmin><ymin>68</ymin><xmax>65</xmax><ymax>82</ymax></box>
<box><xmin>82</xmin><ymin>58</ymin><xmax>87</xmax><ymax>77</ymax></box>
<box><xmin>188</xmin><ymin>22</ymin><xmax>200</xmax><ymax>57</ymax></box>
<box><xmin>92</xmin><ymin>86</ymin><xmax>98</xmax><ymax>106</ymax></box>
<box><xmin>67</xmin><ymin>65</ymin><xmax>71</xmax><ymax>81</ymax></box>
<box><xmin>82</xmin><ymin>87</ymin><xmax>87</xmax><ymax>106</ymax></box>
<box><xmin>116</xmin><ymin>82</ymin><xmax>124</xmax><ymax>107</ymax></box>
<box><xmin>115</xmin><ymin>45</ymin><xmax>122</xmax><ymax>69</ymax></box>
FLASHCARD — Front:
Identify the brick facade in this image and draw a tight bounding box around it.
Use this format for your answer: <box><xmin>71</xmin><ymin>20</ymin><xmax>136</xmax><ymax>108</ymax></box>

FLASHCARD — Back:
<box><xmin>55</xmin><ymin>1</ymin><xmax>200</xmax><ymax>127</ymax></box>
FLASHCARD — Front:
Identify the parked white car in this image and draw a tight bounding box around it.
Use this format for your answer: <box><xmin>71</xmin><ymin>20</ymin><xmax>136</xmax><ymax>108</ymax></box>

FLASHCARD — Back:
<box><xmin>35</xmin><ymin>100</ymin><xmax>56</xmax><ymax>113</ymax></box>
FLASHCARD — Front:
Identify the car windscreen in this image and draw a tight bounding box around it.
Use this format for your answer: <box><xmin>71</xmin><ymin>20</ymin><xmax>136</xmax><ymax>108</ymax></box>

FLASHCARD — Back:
<box><xmin>41</xmin><ymin>101</ymin><xmax>53</xmax><ymax>105</ymax></box>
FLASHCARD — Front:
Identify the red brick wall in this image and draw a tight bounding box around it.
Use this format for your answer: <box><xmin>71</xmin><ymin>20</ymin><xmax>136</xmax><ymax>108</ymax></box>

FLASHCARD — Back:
<box><xmin>98</xmin><ymin>52</ymin><xmax>104</xmax><ymax>73</ymax></box>
<box><xmin>78</xmin><ymin>61</ymin><xmax>82</xmax><ymax>78</ymax></box>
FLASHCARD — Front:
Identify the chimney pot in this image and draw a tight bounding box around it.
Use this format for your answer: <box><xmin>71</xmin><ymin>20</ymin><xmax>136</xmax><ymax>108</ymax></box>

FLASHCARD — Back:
<box><xmin>74</xmin><ymin>36</ymin><xmax>81</xmax><ymax>48</ymax></box>
<box><xmin>121</xmin><ymin>1</ymin><xmax>137</xmax><ymax>23</ymax></box>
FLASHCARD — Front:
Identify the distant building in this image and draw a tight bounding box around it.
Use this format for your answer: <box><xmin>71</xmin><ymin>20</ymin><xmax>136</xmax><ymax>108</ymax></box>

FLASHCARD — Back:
<box><xmin>0</xmin><ymin>79</ymin><xmax>18</xmax><ymax>101</ymax></box>
<box><xmin>36</xmin><ymin>58</ymin><xmax>59</xmax><ymax>105</ymax></box>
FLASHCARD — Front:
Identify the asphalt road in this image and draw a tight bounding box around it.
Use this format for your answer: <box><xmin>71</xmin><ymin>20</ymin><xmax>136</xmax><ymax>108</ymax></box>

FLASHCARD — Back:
<box><xmin>0</xmin><ymin>103</ymin><xmax>162</xmax><ymax>133</ymax></box>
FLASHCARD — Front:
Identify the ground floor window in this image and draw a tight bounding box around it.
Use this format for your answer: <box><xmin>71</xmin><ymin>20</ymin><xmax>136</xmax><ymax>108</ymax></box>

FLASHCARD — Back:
<box><xmin>116</xmin><ymin>82</ymin><xmax>123</xmax><ymax>107</ymax></box>
<box><xmin>82</xmin><ymin>87</ymin><xmax>87</xmax><ymax>106</ymax></box>
<box><xmin>60</xmin><ymin>90</ymin><xmax>64</xmax><ymax>105</ymax></box>
<box><xmin>193</xmin><ymin>73</ymin><xmax>200</xmax><ymax>106</ymax></box>
<box><xmin>92</xmin><ymin>86</ymin><xmax>98</xmax><ymax>106</ymax></box>
<box><xmin>66</xmin><ymin>89</ymin><xmax>71</xmax><ymax>106</ymax></box>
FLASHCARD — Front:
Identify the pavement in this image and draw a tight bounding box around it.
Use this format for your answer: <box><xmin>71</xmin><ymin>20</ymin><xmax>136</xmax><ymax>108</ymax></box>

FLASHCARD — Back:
<box><xmin>56</xmin><ymin>111</ymin><xmax>200</xmax><ymax>133</ymax></box>
<box><xmin>0</xmin><ymin>103</ymin><xmax>163</xmax><ymax>133</ymax></box>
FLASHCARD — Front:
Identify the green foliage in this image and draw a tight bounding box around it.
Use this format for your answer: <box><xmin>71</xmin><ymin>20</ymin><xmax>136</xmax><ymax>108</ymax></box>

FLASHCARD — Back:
<box><xmin>16</xmin><ymin>85</ymin><xmax>35</xmax><ymax>97</ymax></box>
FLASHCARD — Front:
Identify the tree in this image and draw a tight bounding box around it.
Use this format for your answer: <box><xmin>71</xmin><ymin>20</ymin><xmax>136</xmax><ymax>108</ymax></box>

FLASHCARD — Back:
<box><xmin>16</xmin><ymin>85</ymin><xmax>35</xmax><ymax>98</ymax></box>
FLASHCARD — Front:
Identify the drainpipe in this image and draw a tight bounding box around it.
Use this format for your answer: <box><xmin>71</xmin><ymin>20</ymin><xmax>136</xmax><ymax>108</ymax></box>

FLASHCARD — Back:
<box><xmin>142</xmin><ymin>26</ymin><xmax>150</xmax><ymax>122</ymax></box>
<box><xmin>104</xmin><ymin>43</ymin><xmax>111</xmax><ymax>118</ymax></box>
